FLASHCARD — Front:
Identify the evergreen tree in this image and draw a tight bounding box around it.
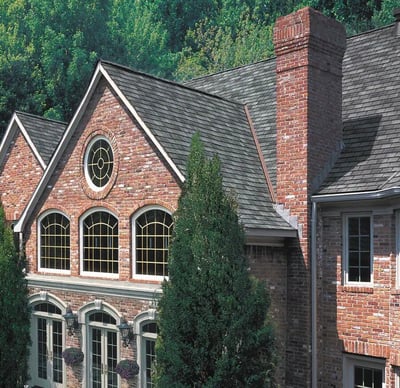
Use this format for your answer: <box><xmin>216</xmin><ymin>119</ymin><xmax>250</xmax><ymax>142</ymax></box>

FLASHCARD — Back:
<box><xmin>0</xmin><ymin>206</ymin><xmax>30</xmax><ymax>387</ymax></box>
<box><xmin>155</xmin><ymin>134</ymin><xmax>275</xmax><ymax>387</ymax></box>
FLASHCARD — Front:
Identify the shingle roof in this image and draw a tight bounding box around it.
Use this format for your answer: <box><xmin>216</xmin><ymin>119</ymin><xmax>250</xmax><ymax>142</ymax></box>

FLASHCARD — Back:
<box><xmin>102</xmin><ymin>62</ymin><xmax>291</xmax><ymax>230</ymax></box>
<box><xmin>318</xmin><ymin>24</ymin><xmax>400</xmax><ymax>194</ymax></box>
<box><xmin>185</xmin><ymin>60</ymin><xmax>277</xmax><ymax>189</ymax></box>
<box><xmin>16</xmin><ymin>112</ymin><xmax>67</xmax><ymax>166</ymax></box>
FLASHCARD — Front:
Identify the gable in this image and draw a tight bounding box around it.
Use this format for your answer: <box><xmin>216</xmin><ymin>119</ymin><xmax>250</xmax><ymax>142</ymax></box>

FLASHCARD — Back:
<box><xmin>0</xmin><ymin>128</ymin><xmax>44</xmax><ymax>221</ymax></box>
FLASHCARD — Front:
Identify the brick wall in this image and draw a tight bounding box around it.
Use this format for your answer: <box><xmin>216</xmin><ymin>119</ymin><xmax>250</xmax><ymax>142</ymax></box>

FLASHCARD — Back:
<box><xmin>319</xmin><ymin>208</ymin><xmax>399</xmax><ymax>386</ymax></box>
<box><xmin>273</xmin><ymin>8</ymin><xmax>346</xmax><ymax>386</ymax></box>
<box><xmin>24</xmin><ymin>80</ymin><xmax>181</xmax><ymax>277</ymax></box>
<box><xmin>0</xmin><ymin>129</ymin><xmax>44</xmax><ymax>222</ymax></box>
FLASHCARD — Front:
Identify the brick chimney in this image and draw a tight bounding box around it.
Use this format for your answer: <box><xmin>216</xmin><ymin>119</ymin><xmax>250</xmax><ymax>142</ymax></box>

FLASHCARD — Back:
<box><xmin>273</xmin><ymin>7</ymin><xmax>346</xmax><ymax>386</ymax></box>
<box><xmin>274</xmin><ymin>7</ymin><xmax>346</xmax><ymax>253</ymax></box>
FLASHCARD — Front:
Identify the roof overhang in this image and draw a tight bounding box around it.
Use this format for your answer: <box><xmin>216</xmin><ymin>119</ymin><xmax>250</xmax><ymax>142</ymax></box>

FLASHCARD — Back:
<box><xmin>312</xmin><ymin>187</ymin><xmax>400</xmax><ymax>203</ymax></box>
<box><xmin>245</xmin><ymin>227</ymin><xmax>297</xmax><ymax>247</ymax></box>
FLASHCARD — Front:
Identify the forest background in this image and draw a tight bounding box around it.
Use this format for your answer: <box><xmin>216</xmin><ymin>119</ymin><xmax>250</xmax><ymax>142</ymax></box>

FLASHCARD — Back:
<box><xmin>0</xmin><ymin>0</ymin><xmax>397</xmax><ymax>133</ymax></box>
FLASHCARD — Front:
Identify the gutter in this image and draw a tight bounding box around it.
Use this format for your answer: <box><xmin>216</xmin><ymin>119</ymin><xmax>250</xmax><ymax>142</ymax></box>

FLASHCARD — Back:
<box><xmin>310</xmin><ymin>186</ymin><xmax>400</xmax><ymax>387</ymax></box>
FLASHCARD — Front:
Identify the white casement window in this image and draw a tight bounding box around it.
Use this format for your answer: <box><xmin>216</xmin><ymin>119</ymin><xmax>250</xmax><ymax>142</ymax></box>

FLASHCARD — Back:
<box><xmin>343</xmin><ymin>354</ymin><xmax>385</xmax><ymax>388</ymax></box>
<box><xmin>135</xmin><ymin>312</ymin><xmax>158</xmax><ymax>388</ymax></box>
<box><xmin>343</xmin><ymin>214</ymin><xmax>373</xmax><ymax>284</ymax></box>
<box><xmin>81</xmin><ymin>209</ymin><xmax>119</xmax><ymax>277</ymax></box>
<box><xmin>29</xmin><ymin>299</ymin><xmax>66</xmax><ymax>388</ymax></box>
<box><xmin>87</xmin><ymin>311</ymin><xmax>119</xmax><ymax>388</ymax></box>
<box><xmin>84</xmin><ymin>136</ymin><xmax>114</xmax><ymax>191</ymax></box>
<box><xmin>133</xmin><ymin>206</ymin><xmax>173</xmax><ymax>280</ymax></box>
<box><xmin>38</xmin><ymin>210</ymin><xmax>70</xmax><ymax>273</ymax></box>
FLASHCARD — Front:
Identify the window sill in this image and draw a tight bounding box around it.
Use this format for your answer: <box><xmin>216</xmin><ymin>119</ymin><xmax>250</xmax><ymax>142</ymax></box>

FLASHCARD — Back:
<box><xmin>339</xmin><ymin>285</ymin><xmax>374</xmax><ymax>294</ymax></box>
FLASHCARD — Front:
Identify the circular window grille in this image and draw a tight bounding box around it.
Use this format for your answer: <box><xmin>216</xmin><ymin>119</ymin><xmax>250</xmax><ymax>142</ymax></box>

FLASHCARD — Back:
<box><xmin>86</xmin><ymin>137</ymin><xmax>114</xmax><ymax>189</ymax></box>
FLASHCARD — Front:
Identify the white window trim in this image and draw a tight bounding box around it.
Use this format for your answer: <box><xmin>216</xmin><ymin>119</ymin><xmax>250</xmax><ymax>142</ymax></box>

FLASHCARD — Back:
<box><xmin>343</xmin><ymin>213</ymin><xmax>374</xmax><ymax>286</ymax></box>
<box><xmin>37</xmin><ymin>209</ymin><xmax>71</xmax><ymax>274</ymax></box>
<box><xmin>78</xmin><ymin>302</ymin><xmax>122</xmax><ymax>388</ymax></box>
<box><xmin>132</xmin><ymin>205</ymin><xmax>172</xmax><ymax>281</ymax></box>
<box><xmin>80</xmin><ymin>207</ymin><xmax>119</xmax><ymax>279</ymax></box>
<box><xmin>135</xmin><ymin>310</ymin><xmax>157</xmax><ymax>388</ymax></box>
<box><xmin>84</xmin><ymin>135</ymin><xmax>114</xmax><ymax>192</ymax></box>
<box><xmin>343</xmin><ymin>354</ymin><xmax>386</xmax><ymax>387</ymax></box>
<box><xmin>28</xmin><ymin>294</ymin><xmax>67</xmax><ymax>388</ymax></box>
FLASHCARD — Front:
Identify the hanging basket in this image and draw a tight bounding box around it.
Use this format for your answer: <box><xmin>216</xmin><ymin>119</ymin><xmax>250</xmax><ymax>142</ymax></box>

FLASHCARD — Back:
<box><xmin>62</xmin><ymin>347</ymin><xmax>84</xmax><ymax>365</ymax></box>
<box><xmin>115</xmin><ymin>359</ymin><xmax>140</xmax><ymax>379</ymax></box>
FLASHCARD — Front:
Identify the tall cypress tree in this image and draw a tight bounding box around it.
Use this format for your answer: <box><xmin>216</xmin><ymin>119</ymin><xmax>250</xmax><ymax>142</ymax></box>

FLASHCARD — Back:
<box><xmin>155</xmin><ymin>134</ymin><xmax>275</xmax><ymax>387</ymax></box>
<box><xmin>0</xmin><ymin>206</ymin><xmax>30</xmax><ymax>387</ymax></box>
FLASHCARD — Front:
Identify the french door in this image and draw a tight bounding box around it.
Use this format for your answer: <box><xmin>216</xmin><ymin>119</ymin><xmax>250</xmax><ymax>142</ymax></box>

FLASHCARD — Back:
<box><xmin>89</xmin><ymin>325</ymin><xmax>119</xmax><ymax>388</ymax></box>
<box><xmin>32</xmin><ymin>315</ymin><xmax>64</xmax><ymax>388</ymax></box>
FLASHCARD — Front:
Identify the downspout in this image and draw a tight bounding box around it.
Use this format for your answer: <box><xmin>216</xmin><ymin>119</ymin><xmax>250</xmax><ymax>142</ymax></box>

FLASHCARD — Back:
<box><xmin>311</xmin><ymin>200</ymin><xmax>318</xmax><ymax>388</ymax></box>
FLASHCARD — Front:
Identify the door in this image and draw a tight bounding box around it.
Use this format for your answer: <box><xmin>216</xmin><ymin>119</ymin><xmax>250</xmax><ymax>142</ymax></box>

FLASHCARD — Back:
<box><xmin>31</xmin><ymin>315</ymin><xmax>64</xmax><ymax>388</ymax></box>
<box><xmin>88</xmin><ymin>312</ymin><xmax>119</xmax><ymax>388</ymax></box>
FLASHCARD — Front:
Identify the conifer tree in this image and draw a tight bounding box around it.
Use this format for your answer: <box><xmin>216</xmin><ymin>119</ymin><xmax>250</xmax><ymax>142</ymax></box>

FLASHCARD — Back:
<box><xmin>0</xmin><ymin>206</ymin><xmax>30</xmax><ymax>387</ymax></box>
<box><xmin>155</xmin><ymin>134</ymin><xmax>275</xmax><ymax>387</ymax></box>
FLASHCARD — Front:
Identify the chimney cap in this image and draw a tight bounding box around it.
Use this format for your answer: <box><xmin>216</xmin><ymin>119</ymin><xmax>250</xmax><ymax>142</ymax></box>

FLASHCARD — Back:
<box><xmin>393</xmin><ymin>8</ymin><xmax>400</xmax><ymax>21</ymax></box>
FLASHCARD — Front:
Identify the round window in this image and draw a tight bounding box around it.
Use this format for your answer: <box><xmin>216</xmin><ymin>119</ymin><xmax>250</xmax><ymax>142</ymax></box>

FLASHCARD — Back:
<box><xmin>85</xmin><ymin>137</ymin><xmax>114</xmax><ymax>189</ymax></box>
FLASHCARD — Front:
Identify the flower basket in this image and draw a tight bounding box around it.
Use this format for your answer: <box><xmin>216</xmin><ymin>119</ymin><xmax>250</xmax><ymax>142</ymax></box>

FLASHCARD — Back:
<box><xmin>115</xmin><ymin>359</ymin><xmax>140</xmax><ymax>379</ymax></box>
<box><xmin>62</xmin><ymin>347</ymin><xmax>84</xmax><ymax>365</ymax></box>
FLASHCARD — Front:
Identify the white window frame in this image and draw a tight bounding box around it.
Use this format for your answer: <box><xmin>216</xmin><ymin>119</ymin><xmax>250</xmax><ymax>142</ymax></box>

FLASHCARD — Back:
<box><xmin>80</xmin><ymin>208</ymin><xmax>119</xmax><ymax>278</ymax></box>
<box><xmin>132</xmin><ymin>205</ymin><xmax>173</xmax><ymax>281</ymax></box>
<box><xmin>343</xmin><ymin>213</ymin><xmax>373</xmax><ymax>286</ymax></box>
<box><xmin>37</xmin><ymin>209</ymin><xmax>71</xmax><ymax>274</ymax></box>
<box><xmin>78</xmin><ymin>302</ymin><xmax>121</xmax><ymax>388</ymax></box>
<box><xmin>343</xmin><ymin>354</ymin><xmax>385</xmax><ymax>387</ymax></box>
<box><xmin>135</xmin><ymin>310</ymin><xmax>157</xmax><ymax>388</ymax></box>
<box><xmin>84</xmin><ymin>135</ymin><xmax>114</xmax><ymax>192</ymax></box>
<box><xmin>28</xmin><ymin>294</ymin><xmax>67</xmax><ymax>388</ymax></box>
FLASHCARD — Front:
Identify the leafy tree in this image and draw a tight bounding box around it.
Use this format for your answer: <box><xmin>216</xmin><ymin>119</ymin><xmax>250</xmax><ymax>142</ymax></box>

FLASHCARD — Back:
<box><xmin>372</xmin><ymin>0</ymin><xmax>399</xmax><ymax>27</ymax></box>
<box><xmin>0</xmin><ymin>206</ymin><xmax>30</xmax><ymax>387</ymax></box>
<box><xmin>155</xmin><ymin>134</ymin><xmax>275</xmax><ymax>387</ymax></box>
<box><xmin>108</xmin><ymin>0</ymin><xmax>178</xmax><ymax>78</ymax></box>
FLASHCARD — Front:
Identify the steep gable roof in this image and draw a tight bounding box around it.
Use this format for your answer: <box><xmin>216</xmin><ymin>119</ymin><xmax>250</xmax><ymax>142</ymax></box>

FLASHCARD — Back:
<box><xmin>318</xmin><ymin>24</ymin><xmax>400</xmax><ymax>195</ymax></box>
<box><xmin>15</xmin><ymin>61</ymin><xmax>292</xmax><ymax>234</ymax></box>
<box><xmin>185</xmin><ymin>60</ymin><xmax>277</xmax><ymax>189</ymax></box>
<box><xmin>0</xmin><ymin>111</ymin><xmax>67</xmax><ymax>169</ymax></box>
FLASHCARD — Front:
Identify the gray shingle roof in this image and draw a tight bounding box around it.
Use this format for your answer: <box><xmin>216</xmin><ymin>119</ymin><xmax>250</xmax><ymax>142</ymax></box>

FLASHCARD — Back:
<box><xmin>16</xmin><ymin>112</ymin><xmax>67</xmax><ymax>166</ymax></box>
<box><xmin>318</xmin><ymin>24</ymin><xmax>400</xmax><ymax>194</ymax></box>
<box><xmin>102</xmin><ymin>61</ymin><xmax>291</xmax><ymax>230</ymax></box>
<box><xmin>185</xmin><ymin>60</ymin><xmax>277</xmax><ymax>189</ymax></box>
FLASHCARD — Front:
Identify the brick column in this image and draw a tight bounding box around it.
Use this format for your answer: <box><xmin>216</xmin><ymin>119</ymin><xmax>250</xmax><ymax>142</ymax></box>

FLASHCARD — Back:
<box><xmin>273</xmin><ymin>7</ymin><xmax>346</xmax><ymax>386</ymax></box>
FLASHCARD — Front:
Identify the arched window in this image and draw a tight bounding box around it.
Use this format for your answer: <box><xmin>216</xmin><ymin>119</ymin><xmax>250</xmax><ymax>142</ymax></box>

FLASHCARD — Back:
<box><xmin>39</xmin><ymin>212</ymin><xmax>70</xmax><ymax>271</ymax></box>
<box><xmin>82</xmin><ymin>210</ymin><xmax>118</xmax><ymax>274</ymax></box>
<box><xmin>134</xmin><ymin>208</ymin><xmax>173</xmax><ymax>277</ymax></box>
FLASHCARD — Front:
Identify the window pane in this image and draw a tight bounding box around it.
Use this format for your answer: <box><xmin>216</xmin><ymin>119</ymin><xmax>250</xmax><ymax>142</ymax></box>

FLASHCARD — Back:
<box><xmin>40</xmin><ymin>213</ymin><xmax>70</xmax><ymax>270</ymax></box>
<box><xmin>83</xmin><ymin>211</ymin><xmax>118</xmax><ymax>274</ymax></box>
<box><xmin>347</xmin><ymin>216</ymin><xmax>371</xmax><ymax>283</ymax></box>
<box><xmin>87</xmin><ymin>138</ymin><xmax>114</xmax><ymax>188</ymax></box>
<box><xmin>136</xmin><ymin>210</ymin><xmax>173</xmax><ymax>276</ymax></box>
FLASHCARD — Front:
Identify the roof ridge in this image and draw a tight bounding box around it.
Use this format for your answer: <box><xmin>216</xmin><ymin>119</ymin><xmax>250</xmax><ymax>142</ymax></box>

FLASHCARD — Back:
<box><xmin>15</xmin><ymin>110</ymin><xmax>67</xmax><ymax>125</ymax></box>
<box><xmin>186</xmin><ymin>56</ymin><xmax>276</xmax><ymax>83</ymax></box>
<box><xmin>99</xmin><ymin>59</ymin><xmax>245</xmax><ymax>108</ymax></box>
<box><xmin>346</xmin><ymin>23</ymin><xmax>394</xmax><ymax>39</ymax></box>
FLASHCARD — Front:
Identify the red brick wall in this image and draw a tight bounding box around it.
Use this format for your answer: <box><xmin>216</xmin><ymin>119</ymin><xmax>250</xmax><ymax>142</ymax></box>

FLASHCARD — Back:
<box><xmin>318</xmin><ymin>209</ymin><xmax>399</xmax><ymax>386</ymax></box>
<box><xmin>0</xmin><ymin>129</ymin><xmax>44</xmax><ymax>222</ymax></box>
<box><xmin>273</xmin><ymin>7</ymin><xmax>346</xmax><ymax>386</ymax></box>
<box><xmin>24</xmin><ymin>80</ymin><xmax>181</xmax><ymax>278</ymax></box>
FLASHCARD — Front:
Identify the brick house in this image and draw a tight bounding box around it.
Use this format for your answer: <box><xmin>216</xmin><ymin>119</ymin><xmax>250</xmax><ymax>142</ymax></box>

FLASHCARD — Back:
<box><xmin>0</xmin><ymin>6</ymin><xmax>399</xmax><ymax>388</ymax></box>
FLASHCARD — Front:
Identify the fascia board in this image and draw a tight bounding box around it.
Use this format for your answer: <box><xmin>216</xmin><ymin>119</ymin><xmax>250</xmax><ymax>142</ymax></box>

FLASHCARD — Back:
<box><xmin>0</xmin><ymin>113</ymin><xmax>18</xmax><ymax>167</ymax></box>
<box><xmin>98</xmin><ymin>63</ymin><xmax>185</xmax><ymax>183</ymax></box>
<box><xmin>14</xmin><ymin>64</ymin><xmax>104</xmax><ymax>233</ymax></box>
<box><xmin>15</xmin><ymin>61</ymin><xmax>185</xmax><ymax>233</ymax></box>
<box><xmin>14</xmin><ymin>114</ymin><xmax>47</xmax><ymax>170</ymax></box>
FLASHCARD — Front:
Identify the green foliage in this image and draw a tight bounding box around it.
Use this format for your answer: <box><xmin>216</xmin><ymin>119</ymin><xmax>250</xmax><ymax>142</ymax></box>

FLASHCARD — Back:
<box><xmin>0</xmin><ymin>0</ymin><xmax>395</xmax><ymax>133</ymax></box>
<box><xmin>0</xmin><ymin>206</ymin><xmax>30</xmax><ymax>388</ymax></box>
<box><xmin>155</xmin><ymin>134</ymin><xmax>276</xmax><ymax>387</ymax></box>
